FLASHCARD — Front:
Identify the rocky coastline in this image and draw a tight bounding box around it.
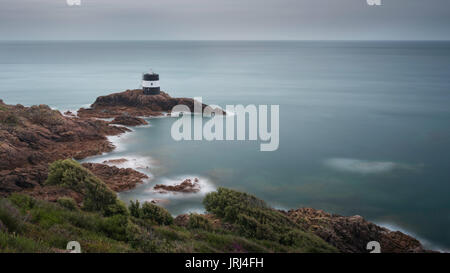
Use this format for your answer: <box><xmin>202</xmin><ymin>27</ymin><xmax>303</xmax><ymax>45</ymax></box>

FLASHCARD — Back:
<box><xmin>0</xmin><ymin>90</ymin><xmax>434</xmax><ymax>253</ymax></box>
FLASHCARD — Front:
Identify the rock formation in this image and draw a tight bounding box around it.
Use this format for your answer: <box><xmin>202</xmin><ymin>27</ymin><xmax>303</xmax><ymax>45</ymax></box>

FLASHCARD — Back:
<box><xmin>109</xmin><ymin>115</ymin><xmax>148</xmax><ymax>126</ymax></box>
<box><xmin>0</xmin><ymin>101</ymin><xmax>128</xmax><ymax>196</ymax></box>
<box><xmin>77</xmin><ymin>89</ymin><xmax>224</xmax><ymax>119</ymax></box>
<box><xmin>102</xmin><ymin>158</ymin><xmax>128</xmax><ymax>165</ymax></box>
<box><xmin>154</xmin><ymin>178</ymin><xmax>200</xmax><ymax>193</ymax></box>
<box><xmin>284</xmin><ymin>208</ymin><xmax>433</xmax><ymax>253</ymax></box>
<box><xmin>82</xmin><ymin>162</ymin><xmax>148</xmax><ymax>192</ymax></box>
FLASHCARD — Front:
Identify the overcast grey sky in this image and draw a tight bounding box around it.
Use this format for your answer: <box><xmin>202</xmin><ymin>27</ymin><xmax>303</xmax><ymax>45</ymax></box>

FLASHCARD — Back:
<box><xmin>0</xmin><ymin>0</ymin><xmax>449</xmax><ymax>40</ymax></box>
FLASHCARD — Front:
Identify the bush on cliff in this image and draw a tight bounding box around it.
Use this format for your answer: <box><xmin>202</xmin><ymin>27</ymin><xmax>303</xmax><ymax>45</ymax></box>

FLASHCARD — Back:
<box><xmin>45</xmin><ymin>159</ymin><xmax>128</xmax><ymax>217</ymax></box>
<box><xmin>129</xmin><ymin>200</ymin><xmax>173</xmax><ymax>226</ymax></box>
<box><xmin>188</xmin><ymin>214</ymin><xmax>213</xmax><ymax>231</ymax></box>
<box><xmin>57</xmin><ymin>197</ymin><xmax>78</xmax><ymax>211</ymax></box>
<box><xmin>203</xmin><ymin>187</ymin><xmax>337</xmax><ymax>252</ymax></box>
<box><xmin>8</xmin><ymin>193</ymin><xmax>36</xmax><ymax>211</ymax></box>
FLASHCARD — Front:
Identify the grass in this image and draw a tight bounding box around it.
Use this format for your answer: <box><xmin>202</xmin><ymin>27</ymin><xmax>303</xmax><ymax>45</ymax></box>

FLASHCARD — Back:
<box><xmin>0</xmin><ymin>191</ymin><xmax>338</xmax><ymax>253</ymax></box>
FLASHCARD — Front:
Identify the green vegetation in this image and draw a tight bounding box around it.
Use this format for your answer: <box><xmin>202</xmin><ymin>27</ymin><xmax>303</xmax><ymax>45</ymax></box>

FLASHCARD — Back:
<box><xmin>57</xmin><ymin>197</ymin><xmax>79</xmax><ymax>211</ymax></box>
<box><xmin>188</xmin><ymin>214</ymin><xmax>213</xmax><ymax>231</ymax></box>
<box><xmin>204</xmin><ymin>188</ymin><xmax>337</xmax><ymax>252</ymax></box>
<box><xmin>45</xmin><ymin>159</ymin><xmax>128</xmax><ymax>217</ymax></box>
<box><xmin>129</xmin><ymin>200</ymin><xmax>173</xmax><ymax>225</ymax></box>
<box><xmin>0</xmin><ymin>160</ymin><xmax>338</xmax><ymax>253</ymax></box>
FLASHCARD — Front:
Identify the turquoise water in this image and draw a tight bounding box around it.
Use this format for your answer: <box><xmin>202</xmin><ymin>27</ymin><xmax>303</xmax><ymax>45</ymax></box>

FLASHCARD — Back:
<box><xmin>0</xmin><ymin>41</ymin><xmax>449</xmax><ymax>250</ymax></box>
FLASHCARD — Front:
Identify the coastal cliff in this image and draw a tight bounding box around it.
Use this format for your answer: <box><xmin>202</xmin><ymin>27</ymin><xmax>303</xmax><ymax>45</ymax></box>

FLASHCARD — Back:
<box><xmin>0</xmin><ymin>93</ymin><xmax>433</xmax><ymax>253</ymax></box>
<box><xmin>0</xmin><ymin>100</ymin><xmax>128</xmax><ymax>197</ymax></box>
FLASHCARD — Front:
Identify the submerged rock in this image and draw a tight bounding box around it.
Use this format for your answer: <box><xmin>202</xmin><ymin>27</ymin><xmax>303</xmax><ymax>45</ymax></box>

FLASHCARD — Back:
<box><xmin>154</xmin><ymin>178</ymin><xmax>200</xmax><ymax>193</ymax></box>
<box><xmin>102</xmin><ymin>158</ymin><xmax>128</xmax><ymax>165</ymax></box>
<box><xmin>150</xmin><ymin>199</ymin><xmax>170</xmax><ymax>205</ymax></box>
<box><xmin>63</xmin><ymin>110</ymin><xmax>76</xmax><ymax>117</ymax></box>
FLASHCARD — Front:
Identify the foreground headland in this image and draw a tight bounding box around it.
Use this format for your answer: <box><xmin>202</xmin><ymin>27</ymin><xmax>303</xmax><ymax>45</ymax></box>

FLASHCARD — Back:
<box><xmin>0</xmin><ymin>89</ymin><xmax>434</xmax><ymax>253</ymax></box>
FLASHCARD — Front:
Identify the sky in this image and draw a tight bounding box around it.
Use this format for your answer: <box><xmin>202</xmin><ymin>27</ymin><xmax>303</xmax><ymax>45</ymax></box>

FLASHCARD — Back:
<box><xmin>0</xmin><ymin>0</ymin><xmax>449</xmax><ymax>40</ymax></box>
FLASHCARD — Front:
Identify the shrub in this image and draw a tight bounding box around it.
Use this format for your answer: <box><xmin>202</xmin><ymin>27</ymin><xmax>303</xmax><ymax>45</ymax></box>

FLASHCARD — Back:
<box><xmin>0</xmin><ymin>232</ymin><xmax>51</xmax><ymax>253</ymax></box>
<box><xmin>0</xmin><ymin>199</ymin><xmax>27</xmax><ymax>233</ymax></box>
<box><xmin>203</xmin><ymin>188</ymin><xmax>337</xmax><ymax>252</ymax></box>
<box><xmin>99</xmin><ymin>215</ymin><xmax>129</xmax><ymax>241</ymax></box>
<box><xmin>188</xmin><ymin>214</ymin><xmax>213</xmax><ymax>231</ymax></box>
<box><xmin>45</xmin><ymin>159</ymin><xmax>128</xmax><ymax>217</ymax></box>
<box><xmin>128</xmin><ymin>201</ymin><xmax>173</xmax><ymax>226</ymax></box>
<box><xmin>141</xmin><ymin>202</ymin><xmax>173</xmax><ymax>225</ymax></box>
<box><xmin>126</xmin><ymin>223</ymin><xmax>162</xmax><ymax>252</ymax></box>
<box><xmin>0</xmin><ymin>220</ymin><xmax>5</xmax><ymax>233</ymax></box>
<box><xmin>129</xmin><ymin>200</ymin><xmax>142</xmax><ymax>218</ymax></box>
<box><xmin>204</xmin><ymin>188</ymin><xmax>296</xmax><ymax>235</ymax></box>
<box><xmin>8</xmin><ymin>193</ymin><xmax>36</xmax><ymax>211</ymax></box>
<box><xmin>57</xmin><ymin>197</ymin><xmax>78</xmax><ymax>211</ymax></box>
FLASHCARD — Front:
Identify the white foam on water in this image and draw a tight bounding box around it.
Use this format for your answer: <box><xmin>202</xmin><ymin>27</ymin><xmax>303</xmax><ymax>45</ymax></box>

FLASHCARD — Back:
<box><xmin>135</xmin><ymin>123</ymin><xmax>152</xmax><ymax>128</ymax></box>
<box><xmin>106</xmin><ymin>131</ymin><xmax>134</xmax><ymax>152</ymax></box>
<box><xmin>103</xmin><ymin>155</ymin><xmax>155</xmax><ymax>170</ymax></box>
<box><xmin>57</xmin><ymin>103</ymin><xmax>92</xmax><ymax>117</ymax></box>
<box><xmin>147</xmin><ymin>174</ymin><xmax>216</xmax><ymax>199</ymax></box>
<box><xmin>323</xmin><ymin>158</ymin><xmax>419</xmax><ymax>174</ymax></box>
<box><xmin>96</xmin><ymin>117</ymin><xmax>114</xmax><ymax>122</ymax></box>
<box><xmin>176</xmin><ymin>207</ymin><xmax>207</xmax><ymax>216</ymax></box>
<box><xmin>138</xmin><ymin>113</ymin><xmax>169</xmax><ymax>119</ymax></box>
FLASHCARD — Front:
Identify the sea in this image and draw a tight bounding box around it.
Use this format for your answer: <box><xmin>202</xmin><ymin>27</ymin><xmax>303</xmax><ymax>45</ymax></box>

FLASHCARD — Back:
<box><xmin>0</xmin><ymin>40</ymin><xmax>449</xmax><ymax>250</ymax></box>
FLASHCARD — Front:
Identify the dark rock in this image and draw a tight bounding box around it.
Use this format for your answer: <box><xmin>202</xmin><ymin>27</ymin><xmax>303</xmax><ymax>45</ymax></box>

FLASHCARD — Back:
<box><xmin>110</xmin><ymin>115</ymin><xmax>148</xmax><ymax>126</ymax></box>
<box><xmin>77</xmin><ymin>89</ymin><xmax>225</xmax><ymax>119</ymax></box>
<box><xmin>154</xmin><ymin>178</ymin><xmax>200</xmax><ymax>193</ymax></box>
<box><xmin>0</xmin><ymin>101</ymin><xmax>128</xmax><ymax>196</ymax></box>
<box><xmin>284</xmin><ymin>208</ymin><xmax>434</xmax><ymax>253</ymax></box>
<box><xmin>82</xmin><ymin>162</ymin><xmax>148</xmax><ymax>192</ymax></box>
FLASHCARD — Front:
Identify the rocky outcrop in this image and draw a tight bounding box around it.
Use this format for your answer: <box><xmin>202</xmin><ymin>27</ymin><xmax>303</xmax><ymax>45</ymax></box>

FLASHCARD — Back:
<box><xmin>82</xmin><ymin>163</ymin><xmax>148</xmax><ymax>192</ymax></box>
<box><xmin>0</xmin><ymin>166</ymin><xmax>48</xmax><ymax>197</ymax></box>
<box><xmin>0</xmin><ymin>101</ymin><xmax>128</xmax><ymax>196</ymax></box>
<box><xmin>103</xmin><ymin>158</ymin><xmax>128</xmax><ymax>165</ymax></box>
<box><xmin>77</xmin><ymin>89</ymin><xmax>224</xmax><ymax>119</ymax></box>
<box><xmin>284</xmin><ymin>208</ymin><xmax>432</xmax><ymax>253</ymax></box>
<box><xmin>154</xmin><ymin>178</ymin><xmax>200</xmax><ymax>193</ymax></box>
<box><xmin>110</xmin><ymin>115</ymin><xmax>148</xmax><ymax>126</ymax></box>
<box><xmin>1</xmin><ymin>89</ymin><xmax>222</xmax><ymax>196</ymax></box>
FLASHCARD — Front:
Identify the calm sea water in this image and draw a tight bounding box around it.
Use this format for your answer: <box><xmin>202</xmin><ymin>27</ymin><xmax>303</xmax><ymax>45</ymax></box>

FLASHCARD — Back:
<box><xmin>0</xmin><ymin>41</ymin><xmax>449</xmax><ymax>250</ymax></box>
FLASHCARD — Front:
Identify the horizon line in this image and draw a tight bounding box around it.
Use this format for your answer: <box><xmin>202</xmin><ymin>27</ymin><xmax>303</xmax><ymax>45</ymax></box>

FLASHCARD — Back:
<box><xmin>1</xmin><ymin>39</ymin><xmax>450</xmax><ymax>42</ymax></box>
